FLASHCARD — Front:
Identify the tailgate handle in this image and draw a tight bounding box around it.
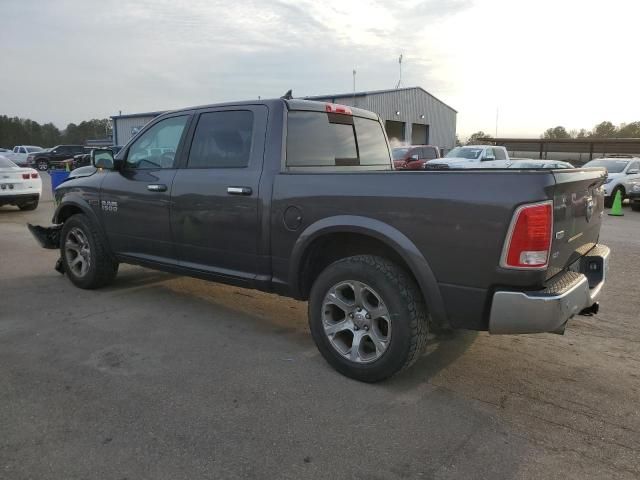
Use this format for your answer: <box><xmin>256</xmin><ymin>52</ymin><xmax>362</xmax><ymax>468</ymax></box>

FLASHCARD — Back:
<box><xmin>147</xmin><ymin>184</ymin><xmax>167</xmax><ymax>192</ymax></box>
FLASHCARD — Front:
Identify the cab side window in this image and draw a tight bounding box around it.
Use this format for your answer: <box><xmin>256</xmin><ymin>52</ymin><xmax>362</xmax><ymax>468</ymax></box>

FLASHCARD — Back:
<box><xmin>126</xmin><ymin>116</ymin><xmax>188</xmax><ymax>169</ymax></box>
<box><xmin>187</xmin><ymin>111</ymin><xmax>254</xmax><ymax>168</ymax></box>
<box><xmin>629</xmin><ymin>161</ymin><xmax>640</xmax><ymax>172</ymax></box>
<box><xmin>494</xmin><ymin>148</ymin><xmax>507</xmax><ymax>160</ymax></box>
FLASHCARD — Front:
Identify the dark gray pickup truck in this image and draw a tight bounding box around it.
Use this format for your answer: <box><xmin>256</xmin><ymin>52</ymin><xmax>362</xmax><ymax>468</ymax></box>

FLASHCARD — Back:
<box><xmin>30</xmin><ymin>99</ymin><xmax>610</xmax><ymax>382</ymax></box>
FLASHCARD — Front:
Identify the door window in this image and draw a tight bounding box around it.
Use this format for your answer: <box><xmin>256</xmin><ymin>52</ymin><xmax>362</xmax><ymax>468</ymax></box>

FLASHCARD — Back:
<box><xmin>629</xmin><ymin>161</ymin><xmax>640</xmax><ymax>172</ymax></box>
<box><xmin>126</xmin><ymin>116</ymin><xmax>188</xmax><ymax>169</ymax></box>
<box><xmin>494</xmin><ymin>148</ymin><xmax>507</xmax><ymax>160</ymax></box>
<box><xmin>187</xmin><ymin>111</ymin><xmax>254</xmax><ymax>168</ymax></box>
<box><xmin>18</xmin><ymin>147</ymin><xmax>26</xmax><ymax>154</ymax></box>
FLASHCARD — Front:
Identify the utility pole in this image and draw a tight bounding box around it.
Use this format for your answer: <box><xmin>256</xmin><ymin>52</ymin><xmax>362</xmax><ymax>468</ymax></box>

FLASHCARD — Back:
<box><xmin>352</xmin><ymin>69</ymin><xmax>356</xmax><ymax>104</ymax></box>
<box><xmin>395</xmin><ymin>54</ymin><xmax>403</xmax><ymax>89</ymax></box>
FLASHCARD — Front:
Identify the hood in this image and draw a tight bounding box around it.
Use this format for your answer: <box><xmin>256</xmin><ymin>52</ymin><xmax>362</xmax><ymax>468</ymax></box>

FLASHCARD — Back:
<box><xmin>67</xmin><ymin>166</ymin><xmax>97</xmax><ymax>180</ymax></box>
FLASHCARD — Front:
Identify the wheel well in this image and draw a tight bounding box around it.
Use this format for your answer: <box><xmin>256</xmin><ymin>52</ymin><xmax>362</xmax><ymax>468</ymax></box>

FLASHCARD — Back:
<box><xmin>298</xmin><ymin>232</ymin><xmax>419</xmax><ymax>301</ymax></box>
<box><xmin>56</xmin><ymin>205</ymin><xmax>83</xmax><ymax>223</ymax></box>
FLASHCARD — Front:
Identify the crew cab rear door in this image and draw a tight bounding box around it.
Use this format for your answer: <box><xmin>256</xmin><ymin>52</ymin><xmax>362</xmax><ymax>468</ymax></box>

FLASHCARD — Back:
<box><xmin>170</xmin><ymin>105</ymin><xmax>268</xmax><ymax>282</ymax></box>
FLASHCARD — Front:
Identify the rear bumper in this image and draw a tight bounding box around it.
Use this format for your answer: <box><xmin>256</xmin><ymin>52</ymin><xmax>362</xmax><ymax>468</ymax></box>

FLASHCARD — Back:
<box><xmin>489</xmin><ymin>244</ymin><xmax>610</xmax><ymax>334</ymax></box>
<box><xmin>0</xmin><ymin>193</ymin><xmax>39</xmax><ymax>205</ymax></box>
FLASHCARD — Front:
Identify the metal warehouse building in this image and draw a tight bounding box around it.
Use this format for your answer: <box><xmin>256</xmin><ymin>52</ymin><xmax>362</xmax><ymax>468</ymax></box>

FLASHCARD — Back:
<box><xmin>112</xmin><ymin>86</ymin><xmax>457</xmax><ymax>150</ymax></box>
<box><xmin>306</xmin><ymin>87</ymin><xmax>457</xmax><ymax>150</ymax></box>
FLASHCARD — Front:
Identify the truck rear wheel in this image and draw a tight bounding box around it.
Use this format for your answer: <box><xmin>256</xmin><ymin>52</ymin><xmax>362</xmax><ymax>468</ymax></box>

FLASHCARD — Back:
<box><xmin>308</xmin><ymin>255</ymin><xmax>428</xmax><ymax>382</ymax></box>
<box><xmin>60</xmin><ymin>214</ymin><xmax>118</xmax><ymax>289</ymax></box>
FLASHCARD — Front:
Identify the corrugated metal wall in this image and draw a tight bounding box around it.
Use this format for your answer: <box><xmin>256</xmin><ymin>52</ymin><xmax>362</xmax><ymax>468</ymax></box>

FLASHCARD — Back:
<box><xmin>316</xmin><ymin>88</ymin><xmax>457</xmax><ymax>150</ymax></box>
<box><xmin>113</xmin><ymin>115</ymin><xmax>159</xmax><ymax>146</ymax></box>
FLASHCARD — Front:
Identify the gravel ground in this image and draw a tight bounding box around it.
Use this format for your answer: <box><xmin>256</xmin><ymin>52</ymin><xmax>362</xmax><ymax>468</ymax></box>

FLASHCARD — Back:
<box><xmin>1</xmin><ymin>175</ymin><xmax>638</xmax><ymax>479</ymax></box>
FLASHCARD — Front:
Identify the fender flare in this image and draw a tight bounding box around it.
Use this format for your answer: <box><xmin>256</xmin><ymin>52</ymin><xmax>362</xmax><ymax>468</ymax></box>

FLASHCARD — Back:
<box><xmin>289</xmin><ymin>215</ymin><xmax>448</xmax><ymax>326</ymax></box>
<box><xmin>53</xmin><ymin>195</ymin><xmax>113</xmax><ymax>257</ymax></box>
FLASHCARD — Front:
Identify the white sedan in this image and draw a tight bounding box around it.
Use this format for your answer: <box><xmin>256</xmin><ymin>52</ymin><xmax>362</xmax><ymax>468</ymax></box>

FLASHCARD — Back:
<box><xmin>0</xmin><ymin>155</ymin><xmax>42</xmax><ymax>210</ymax></box>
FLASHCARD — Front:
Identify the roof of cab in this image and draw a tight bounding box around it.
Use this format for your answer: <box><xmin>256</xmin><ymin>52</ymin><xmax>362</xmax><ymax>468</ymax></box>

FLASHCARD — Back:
<box><xmin>127</xmin><ymin>98</ymin><xmax>379</xmax><ymax>122</ymax></box>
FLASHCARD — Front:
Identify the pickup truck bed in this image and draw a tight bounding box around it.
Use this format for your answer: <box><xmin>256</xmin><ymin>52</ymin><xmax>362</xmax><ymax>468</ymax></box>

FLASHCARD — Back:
<box><xmin>30</xmin><ymin>98</ymin><xmax>610</xmax><ymax>382</ymax></box>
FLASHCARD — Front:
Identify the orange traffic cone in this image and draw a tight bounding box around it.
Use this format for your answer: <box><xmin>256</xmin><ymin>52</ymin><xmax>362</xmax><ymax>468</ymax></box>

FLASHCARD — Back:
<box><xmin>608</xmin><ymin>190</ymin><xmax>624</xmax><ymax>216</ymax></box>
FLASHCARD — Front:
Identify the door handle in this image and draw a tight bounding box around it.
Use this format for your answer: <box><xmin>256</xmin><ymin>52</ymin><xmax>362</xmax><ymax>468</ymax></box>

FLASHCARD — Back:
<box><xmin>147</xmin><ymin>184</ymin><xmax>167</xmax><ymax>192</ymax></box>
<box><xmin>227</xmin><ymin>186</ymin><xmax>252</xmax><ymax>195</ymax></box>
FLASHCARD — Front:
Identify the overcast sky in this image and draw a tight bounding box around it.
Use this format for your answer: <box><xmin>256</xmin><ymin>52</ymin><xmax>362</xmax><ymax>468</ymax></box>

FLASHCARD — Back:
<box><xmin>1</xmin><ymin>0</ymin><xmax>639</xmax><ymax>138</ymax></box>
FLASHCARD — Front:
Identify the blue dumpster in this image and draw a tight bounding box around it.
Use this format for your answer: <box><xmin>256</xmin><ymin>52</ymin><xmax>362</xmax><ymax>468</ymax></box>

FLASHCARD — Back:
<box><xmin>50</xmin><ymin>170</ymin><xmax>70</xmax><ymax>190</ymax></box>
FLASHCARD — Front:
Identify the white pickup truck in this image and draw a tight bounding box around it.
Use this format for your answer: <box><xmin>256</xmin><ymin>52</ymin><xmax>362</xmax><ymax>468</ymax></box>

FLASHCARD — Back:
<box><xmin>426</xmin><ymin>145</ymin><xmax>511</xmax><ymax>169</ymax></box>
<box><xmin>6</xmin><ymin>145</ymin><xmax>45</xmax><ymax>167</ymax></box>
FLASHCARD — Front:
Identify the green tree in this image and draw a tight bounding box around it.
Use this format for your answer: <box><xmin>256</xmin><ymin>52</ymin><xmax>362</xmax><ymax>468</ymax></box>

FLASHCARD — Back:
<box><xmin>575</xmin><ymin>128</ymin><xmax>590</xmax><ymax>138</ymax></box>
<box><xmin>542</xmin><ymin>126</ymin><xmax>571</xmax><ymax>139</ymax></box>
<box><xmin>617</xmin><ymin>121</ymin><xmax>640</xmax><ymax>138</ymax></box>
<box><xmin>591</xmin><ymin>121</ymin><xmax>617</xmax><ymax>138</ymax></box>
<box><xmin>466</xmin><ymin>131</ymin><xmax>492</xmax><ymax>145</ymax></box>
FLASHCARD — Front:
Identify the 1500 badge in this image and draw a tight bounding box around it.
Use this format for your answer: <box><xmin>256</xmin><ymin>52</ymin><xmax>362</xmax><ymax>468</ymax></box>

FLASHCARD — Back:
<box><xmin>101</xmin><ymin>200</ymin><xmax>118</xmax><ymax>212</ymax></box>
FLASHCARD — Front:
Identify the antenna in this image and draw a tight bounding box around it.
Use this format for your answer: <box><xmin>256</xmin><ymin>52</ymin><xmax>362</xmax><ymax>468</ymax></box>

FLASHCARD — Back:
<box><xmin>395</xmin><ymin>54</ymin><xmax>403</xmax><ymax>89</ymax></box>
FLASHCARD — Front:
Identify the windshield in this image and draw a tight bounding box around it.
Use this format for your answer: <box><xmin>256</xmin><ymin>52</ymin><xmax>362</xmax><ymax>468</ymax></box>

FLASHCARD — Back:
<box><xmin>26</xmin><ymin>147</ymin><xmax>43</xmax><ymax>153</ymax></box>
<box><xmin>392</xmin><ymin>148</ymin><xmax>410</xmax><ymax>160</ymax></box>
<box><xmin>445</xmin><ymin>147</ymin><xmax>483</xmax><ymax>159</ymax></box>
<box><xmin>584</xmin><ymin>159</ymin><xmax>628</xmax><ymax>173</ymax></box>
<box><xmin>0</xmin><ymin>157</ymin><xmax>18</xmax><ymax>168</ymax></box>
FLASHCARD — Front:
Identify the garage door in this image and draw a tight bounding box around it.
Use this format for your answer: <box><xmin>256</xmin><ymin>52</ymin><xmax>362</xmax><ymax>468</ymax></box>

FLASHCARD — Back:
<box><xmin>385</xmin><ymin>120</ymin><xmax>405</xmax><ymax>143</ymax></box>
<box><xmin>411</xmin><ymin>123</ymin><xmax>429</xmax><ymax>144</ymax></box>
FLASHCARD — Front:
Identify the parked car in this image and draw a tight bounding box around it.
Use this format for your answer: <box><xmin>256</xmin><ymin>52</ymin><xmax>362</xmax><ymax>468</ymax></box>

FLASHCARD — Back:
<box><xmin>29</xmin><ymin>99</ymin><xmax>609</xmax><ymax>382</ymax></box>
<box><xmin>27</xmin><ymin>145</ymin><xmax>85</xmax><ymax>171</ymax></box>
<box><xmin>7</xmin><ymin>145</ymin><xmax>44</xmax><ymax>166</ymax></box>
<box><xmin>625</xmin><ymin>180</ymin><xmax>640</xmax><ymax>211</ymax></box>
<box><xmin>424</xmin><ymin>145</ymin><xmax>511</xmax><ymax>169</ymax></box>
<box><xmin>392</xmin><ymin>145</ymin><xmax>440</xmax><ymax>170</ymax></box>
<box><xmin>583</xmin><ymin>156</ymin><xmax>640</xmax><ymax>207</ymax></box>
<box><xmin>0</xmin><ymin>148</ymin><xmax>11</xmax><ymax>153</ymax></box>
<box><xmin>508</xmin><ymin>160</ymin><xmax>574</xmax><ymax>169</ymax></box>
<box><xmin>0</xmin><ymin>156</ymin><xmax>42</xmax><ymax>210</ymax></box>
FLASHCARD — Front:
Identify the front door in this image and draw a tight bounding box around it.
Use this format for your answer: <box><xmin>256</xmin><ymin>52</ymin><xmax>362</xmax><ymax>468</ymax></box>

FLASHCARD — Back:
<box><xmin>171</xmin><ymin>106</ymin><xmax>268</xmax><ymax>282</ymax></box>
<box><xmin>100</xmin><ymin>114</ymin><xmax>191</xmax><ymax>263</ymax></box>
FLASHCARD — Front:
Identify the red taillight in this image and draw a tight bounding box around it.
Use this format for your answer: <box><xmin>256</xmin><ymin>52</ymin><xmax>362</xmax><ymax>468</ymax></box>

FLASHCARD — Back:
<box><xmin>325</xmin><ymin>103</ymin><xmax>352</xmax><ymax>115</ymax></box>
<box><xmin>501</xmin><ymin>201</ymin><xmax>553</xmax><ymax>269</ymax></box>
<box><xmin>31</xmin><ymin>172</ymin><xmax>38</xmax><ymax>179</ymax></box>
<box><xmin>22</xmin><ymin>173</ymin><xmax>30</xmax><ymax>179</ymax></box>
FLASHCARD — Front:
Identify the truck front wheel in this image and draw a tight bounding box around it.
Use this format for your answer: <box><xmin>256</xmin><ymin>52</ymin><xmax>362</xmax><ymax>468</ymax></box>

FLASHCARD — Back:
<box><xmin>60</xmin><ymin>214</ymin><xmax>118</xmax><ymax>289</ymax></box>
<box><xmin>308</xmin><ymin>255</ymin><xmax>428</xmax><ymax>382</ymax></box>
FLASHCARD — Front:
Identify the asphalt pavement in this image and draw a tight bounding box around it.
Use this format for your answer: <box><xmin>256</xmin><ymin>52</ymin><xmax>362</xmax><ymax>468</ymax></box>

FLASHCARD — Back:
<box><xmin>1</xmin><ymin>174</ymin><xmax>638</xmax><ymax>479</ymax></box>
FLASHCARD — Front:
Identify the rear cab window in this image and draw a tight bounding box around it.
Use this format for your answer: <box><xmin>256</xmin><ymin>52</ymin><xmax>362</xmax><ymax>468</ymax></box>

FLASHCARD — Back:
<box><xmin>286</xmin><ymin>109</ymin><xmax>391</xmax><ymax>170</ymax></box>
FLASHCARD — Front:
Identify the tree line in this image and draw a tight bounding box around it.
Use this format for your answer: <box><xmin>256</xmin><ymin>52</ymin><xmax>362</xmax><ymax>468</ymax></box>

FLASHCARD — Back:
<box><xmin>0</xmin><ymin>115</ymin><xmax>112</xmax><ymax>149</ymax></box>
<box><xmin>541</xmin><ymin>121</ymin><xmax>640</xmax><ymax>140</ymax></box>
<box><xmin>462</xmin><ymin>121</ymin><xmax>640</xmax><ymax>145</ymax></box>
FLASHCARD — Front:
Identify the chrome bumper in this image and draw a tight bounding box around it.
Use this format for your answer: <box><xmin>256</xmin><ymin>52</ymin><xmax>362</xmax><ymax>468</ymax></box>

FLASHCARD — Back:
<box><xmin>489</xmin><ymin>245</ymin><xmax>610</xmax><ymax>334</ymax></box>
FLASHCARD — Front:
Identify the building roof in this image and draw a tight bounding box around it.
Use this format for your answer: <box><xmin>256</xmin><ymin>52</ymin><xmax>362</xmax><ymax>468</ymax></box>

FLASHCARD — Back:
<box><xmin>305</xmin><ymin>86</ymin><xmax>457</xmax><ymax>113</ymax></box>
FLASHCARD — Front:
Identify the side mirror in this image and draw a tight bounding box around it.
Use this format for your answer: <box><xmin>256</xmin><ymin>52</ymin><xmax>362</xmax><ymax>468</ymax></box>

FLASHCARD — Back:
<box><xmin>92</xmin><ymin>149</ymin><xmax>115</xmax><ymax>169</ymax></box>
<box><xmin>410</xmin><ymin>154</ymin><xmax>420</xmax><ymax>161</ymax></box>
<box><xmin>483</xmin><ymin>156</ymin><xmax>496</xmax><ymax>161</ymax></box>
<box><xmin>627</xmin><ymin>169</ymin><xmax>639</xmax><ymax>175</ymax></box>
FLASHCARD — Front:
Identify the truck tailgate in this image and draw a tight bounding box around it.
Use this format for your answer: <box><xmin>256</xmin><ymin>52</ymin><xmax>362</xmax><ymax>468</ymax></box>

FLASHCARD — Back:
<box><xmin>547</xmin><ymin>168</ymin><xmax>607</xmax><ymax>279</ymax></box>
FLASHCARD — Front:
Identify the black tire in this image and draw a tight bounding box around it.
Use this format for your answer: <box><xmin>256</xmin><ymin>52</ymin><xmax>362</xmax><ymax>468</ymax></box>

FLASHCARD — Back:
<box><xmin>308</xmin><ymin>255</ymin><xmax>428</xmax><ymax>382</ymax></box>
<box><xmin>18</xmin><ymin>200</ymin><xmax>39</xmax><ymax>211</ymax></box>
<box><xmin>36</xmin><ymin>158</ymin><xmax>49</xmax><ymax>171</ymax></box>
<box><xmin>60</xmin><ymin>214</ymin><xmax>118</xmax><ymax>289</ymax></box>
<box><xmin>605</xmin><ymin>186</ymin><xmax>625</xmax><ymax>208</ymax></box>
<box><xmin>631</xmin><ymin>202</ymin><xmax>640</xmax><ymax>212</ymax></box>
